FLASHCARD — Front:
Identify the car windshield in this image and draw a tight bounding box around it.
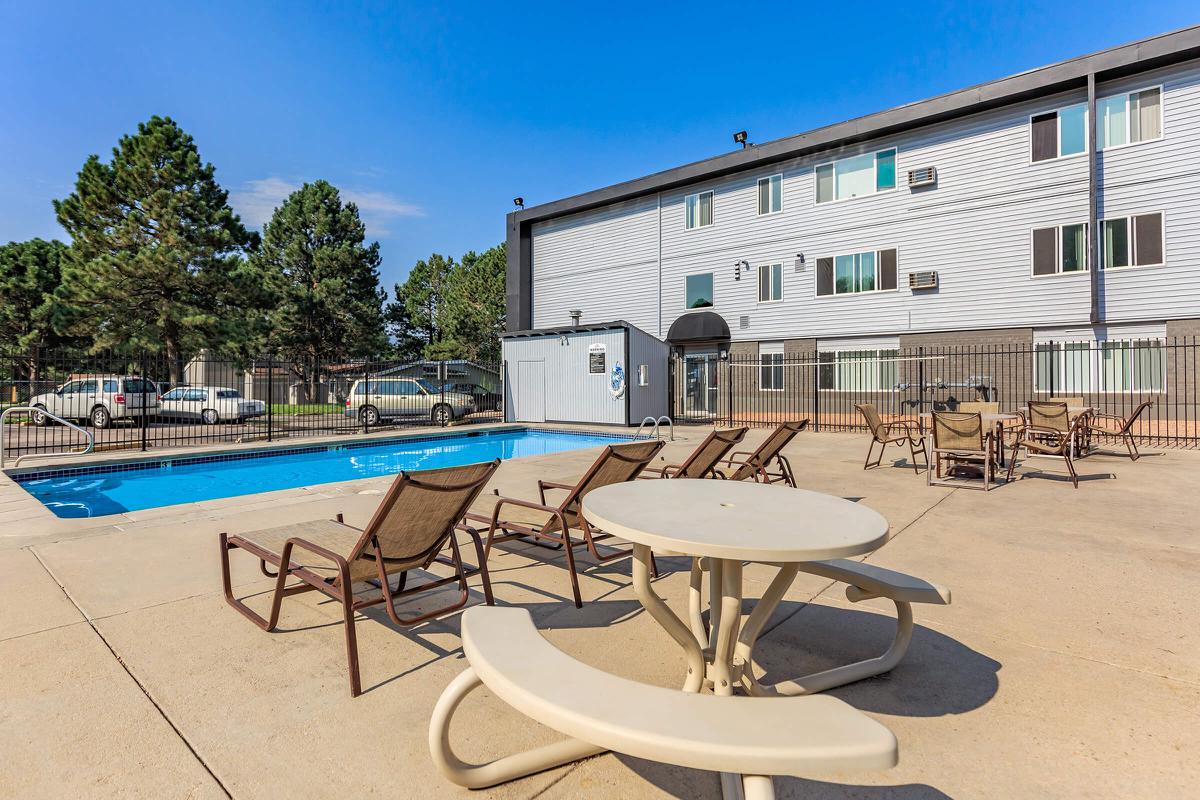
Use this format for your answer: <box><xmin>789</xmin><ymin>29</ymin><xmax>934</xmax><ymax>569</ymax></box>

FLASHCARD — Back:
<box><xmin>416</xmin><ymin>379</ymin><xmax>439</xmax><ymax>394</ymax></box>
<box><xmin>124</xmin><ymin>378</ymin><xmax>155</xmax><ymax>393</ymax></box>
<box><xmin>216</xmin><ymin>389</ymin><xmax>242</xmax><ymax>399</ymax></box>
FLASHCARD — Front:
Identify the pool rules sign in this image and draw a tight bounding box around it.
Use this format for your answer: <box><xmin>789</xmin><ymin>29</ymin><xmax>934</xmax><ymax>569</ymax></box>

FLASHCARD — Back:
<box><xmin>588</xmin><ymin>343</ymin><xmax>606</xmax><ymax>374</ymax></box>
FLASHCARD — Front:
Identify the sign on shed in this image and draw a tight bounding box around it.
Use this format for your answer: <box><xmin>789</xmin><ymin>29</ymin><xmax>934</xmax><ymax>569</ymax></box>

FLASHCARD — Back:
<box><xmin>588</xmin><ymin>343</ymin><xmax>606</xmax><ymax>374</ymax></box>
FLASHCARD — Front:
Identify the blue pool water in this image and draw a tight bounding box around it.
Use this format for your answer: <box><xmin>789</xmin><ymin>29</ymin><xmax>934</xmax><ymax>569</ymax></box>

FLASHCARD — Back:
<box><xmin>15</xmin><ymin>428</ymin><xmax>633</xmax><ymax>519</ymax></box>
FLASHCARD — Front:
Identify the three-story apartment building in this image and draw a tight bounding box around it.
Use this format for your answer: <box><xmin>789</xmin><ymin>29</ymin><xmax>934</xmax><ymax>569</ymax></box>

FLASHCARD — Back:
<box><xmin>505</xmin><ymin>27</ymin><xmax>1200</xmax><ymax>419</ymax></box>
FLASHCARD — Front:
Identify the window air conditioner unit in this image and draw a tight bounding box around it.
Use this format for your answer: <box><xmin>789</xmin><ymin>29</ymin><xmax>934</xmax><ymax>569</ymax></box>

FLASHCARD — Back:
<box><xmin>908</xmin><ymin>271</ymin><xmax>938</xmax><ymax>290</ymax></box>
<box><xmin>907</xmin><ymin>166</ymin><xmax>937</xmax><ymax>188</ymax></box>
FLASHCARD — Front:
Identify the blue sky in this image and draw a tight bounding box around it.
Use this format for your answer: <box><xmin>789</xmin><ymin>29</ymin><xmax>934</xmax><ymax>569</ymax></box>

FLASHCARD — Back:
<box><xmin>1</xmin><ymin>2</ymin><xmax>1196</xmax><ymax>291</ymax></box>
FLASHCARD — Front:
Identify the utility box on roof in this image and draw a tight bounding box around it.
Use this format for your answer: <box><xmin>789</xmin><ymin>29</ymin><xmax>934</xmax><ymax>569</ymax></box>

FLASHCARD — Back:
<box><xmin>502</xmin><ymin>321</ymin><xmax>669</xmax><ymax>425</ymax></box>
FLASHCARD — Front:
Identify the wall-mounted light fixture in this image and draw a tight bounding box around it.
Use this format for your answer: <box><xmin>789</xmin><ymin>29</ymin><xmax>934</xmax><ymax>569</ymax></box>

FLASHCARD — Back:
<box><xmin>513</xmin><ymin>197</ymin><xmax>524</xmax><ymax>209</ymax></box>
<box><xmin>794</xmin><ymin>252</ymin><xmax>806</xmax><ymax>271</ymax></box>
<box><xmin>733</xmin><ymin>130</ymin><xmax>750</xmax><ymax>149</ymax></box>
<box><xmin>733</xmin><ymin>260</ymin><xmax>750</xmax><ymax>281</ymax></box>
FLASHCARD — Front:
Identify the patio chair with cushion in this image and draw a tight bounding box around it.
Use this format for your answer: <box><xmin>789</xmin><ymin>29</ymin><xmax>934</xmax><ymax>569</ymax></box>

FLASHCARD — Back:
<box><xmin>466</xmin><ymin>440</ymin><xmax>665</xmax><ymax>608</ymax></box>
<box><xmin>642</xmin><ymin>426</ymin><xmax>748</xmax><ymax>479</ymax></box>
<box><xmin>856</xmin><ymin>404</ymin><xmax>925</xmax><ymax>474</ymax></box>
<box><xmin>715</xmin><ymin>419</ymin><xmax>809</xmax><ymax>487</ymax></box>
<box><xmin>219</xmin><ymin>459</ymin><xmax>500</xmax><ymax>697</ymax></box>
<box><xmin>1083</xmin><ymin>400</ymin><xmax>1153</xmax><ymax>461</ymax></box>
<box><xmin>430</xmin><ymin>606</ymin><xmax>898</xmax><ymax>799</ymax></box>
<box><xmin>1007</xmin><ymin>404</ymin><xmax>1090</xmax><ymax>488</ymax></box>
<box><xmin>927</xmin><ymin>411</ymin><xmax>997</xmax><ymax>491</ymax></box>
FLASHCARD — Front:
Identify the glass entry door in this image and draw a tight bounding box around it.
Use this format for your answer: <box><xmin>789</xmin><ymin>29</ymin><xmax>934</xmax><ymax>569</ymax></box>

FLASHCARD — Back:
<box><xmin>683</xmin><ymin>352</ymin><xmax>718</xmax><ymax>417</ymax></box>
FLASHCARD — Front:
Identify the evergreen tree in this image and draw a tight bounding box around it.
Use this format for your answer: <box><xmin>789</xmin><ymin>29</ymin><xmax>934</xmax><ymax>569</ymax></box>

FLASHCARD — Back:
<box><xmin>53</xmin><ymin>116</ymin><xmax>260</xmax><ymax>380</ymax></box>
<box><xmin>251</xmin><ymin>180</ymin><xmax>387</xmax><ymax>401</ymax></box>
<box><xmin>439</xmin><ymin>243</ymin><xmax>506</xmax><ymax>362</ymax></box>
<box><xmin>0</xmin><ymin>238</ymin><xmax>74</xmax><ymax>381</ymax></box>
<box><xmin>387</xmin><ymin>253</ymin><xmax>453</xmax><ymax>358</ymax></box>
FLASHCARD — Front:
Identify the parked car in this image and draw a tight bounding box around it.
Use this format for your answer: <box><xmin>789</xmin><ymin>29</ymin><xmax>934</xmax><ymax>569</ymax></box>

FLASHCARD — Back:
<box><xmin>29</xmin><ymin>375</ymin><xmax>159</xmax><ymax>429</ymax></box>
<box><xmin>159</xmin><ymin>386</ymin><xmax>267</xmax><ymax>425</ymax></box>
<box><xmin>344</xmin><ymin>377</ymin><xmax>474</xmax><ymax>426</ymax></box>
<box><xmin>441</xmin><ymin>382</ymin><xmax>501</xmax><ymax>412</ymax></box>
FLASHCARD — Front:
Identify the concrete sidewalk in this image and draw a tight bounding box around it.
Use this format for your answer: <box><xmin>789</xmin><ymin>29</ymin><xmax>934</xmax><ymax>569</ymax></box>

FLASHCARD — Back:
<box><xmin>1</xmin><ymin>428</ymin><xmax>1197</xmax><ymax>798</ymax></box>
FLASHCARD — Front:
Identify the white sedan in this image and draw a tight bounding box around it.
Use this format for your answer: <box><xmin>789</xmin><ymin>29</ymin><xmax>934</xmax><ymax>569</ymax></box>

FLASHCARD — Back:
<box><xmin>159</xmin><ymin>386</ymin><xmax>266</xmax><ymax>425</ymax></box>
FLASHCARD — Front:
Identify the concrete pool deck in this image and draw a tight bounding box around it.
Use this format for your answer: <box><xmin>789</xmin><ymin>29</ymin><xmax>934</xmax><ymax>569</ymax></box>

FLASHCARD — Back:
<box><xmin>1</xmin><ymin>426</ymin><xmax>1197</xmax><ymax>798</ymax></box>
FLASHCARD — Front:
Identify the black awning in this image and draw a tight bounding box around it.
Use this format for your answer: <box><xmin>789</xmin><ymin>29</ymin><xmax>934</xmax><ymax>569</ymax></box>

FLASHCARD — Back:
<box><xmin>666</xmin><ymin>311</ymin><xmax>730</xmax><ymax>344</ymax></box>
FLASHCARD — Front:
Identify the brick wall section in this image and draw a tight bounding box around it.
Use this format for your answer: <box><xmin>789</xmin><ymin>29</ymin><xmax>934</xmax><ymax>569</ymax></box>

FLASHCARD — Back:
<box><xmin>1166</xmin><ymin>318</ymin><xmax>1200</xmax><ymax>338</ymax></box>
<box><xmin>898</xmin><ymin>327</ymin><xmax>1033</xmax><ymax>348</ymax></box>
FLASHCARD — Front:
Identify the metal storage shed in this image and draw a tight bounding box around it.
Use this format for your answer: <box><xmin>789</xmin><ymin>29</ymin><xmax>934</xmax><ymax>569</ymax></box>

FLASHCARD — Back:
<box><xmin>502</xmin><ymin>321</ymin><xmax>669</xmax><ymax>426</ymax></box>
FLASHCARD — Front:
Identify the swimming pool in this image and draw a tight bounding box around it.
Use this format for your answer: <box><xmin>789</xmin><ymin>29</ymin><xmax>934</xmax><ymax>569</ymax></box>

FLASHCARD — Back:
<box><xmin>12</xmin><ymin>427</ymin><xmax>635</xmax><ymax>519</ymax></box>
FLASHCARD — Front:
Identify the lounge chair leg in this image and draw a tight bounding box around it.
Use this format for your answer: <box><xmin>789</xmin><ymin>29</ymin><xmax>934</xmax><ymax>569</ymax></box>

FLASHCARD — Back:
<box><xmin>463</xmin><ymin>527</ymin><xmax>495</xmax><ymax>606</ymax></box>
<box><xmin>908</xmin><ymin>439</ymin><xmax>920</xmax><ymax>474</ymax></box>
<box><xmin>342</xmin><ymin>589</ymin><xmax>362</xmax><ymax>697</ymax></box>
<box><xmin>560</xmin><ymin>529</ymin><xmax>584</xmax><ymax>609</ymax></box>
<box><xmin>429</xmin><ymin>667</ymin><xmax>605</xmax><ymax>789</ymax></box>
<box><xmin>1126</xmin><ymin>432</ymin><xmax>1140</xmax><ymax>461</ymax></box>
<box><xmin>1065</xmin><ymin>455</ymin><xmax>1079</xmax><ymax>489</ymax></box>
<box><xmin>219</xmin><ymin>533</ymin><xmax>297</xmax><ymax>632</ymax></box>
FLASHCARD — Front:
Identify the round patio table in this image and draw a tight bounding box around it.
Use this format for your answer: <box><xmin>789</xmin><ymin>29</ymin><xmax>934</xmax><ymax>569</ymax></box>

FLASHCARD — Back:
<box><xmin>581</xmin><ymin>480</ymin><xmax>889</xmax><ymax>699</ymax></box>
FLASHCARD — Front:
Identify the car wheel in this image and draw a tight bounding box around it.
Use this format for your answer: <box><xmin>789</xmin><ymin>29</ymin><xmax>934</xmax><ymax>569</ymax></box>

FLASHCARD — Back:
<box><xmin>201</xmin><ymin>409</ymin><xmax>220</xmax><ymax>425</ymax></box>
<box><xmin>31</xmin><ymin>404</ymin><xmax>49</xmax><ymax>426</ymax></box>
<box><xmin>360</xmin><ymin>405</ymin><xmax>380</xmax><ymax>426</ymax></box>
<box><xmin>91</xmin><ymin>405</ymin><xmax>111</xmax><ymax>429</ymax></box>
<box><xmin>431</xmin><ymin>404</ymin><xmax>452</xmax><ymax>427</ymax></box>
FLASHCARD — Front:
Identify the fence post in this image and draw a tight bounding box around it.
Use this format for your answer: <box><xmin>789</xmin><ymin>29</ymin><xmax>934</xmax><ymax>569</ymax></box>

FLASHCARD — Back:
<box><xmin>139</xmin><ymin>349</ymin><xmax>148</xmax><ymax>452</ymax></box>
<box><xmin>266</xmin><ymin>355</ymin><xmax>274</xmax><ymax>442</ymax></box>
<box><xmin>1047</xmin><ymin>340</ymin><xmax>1055</xmax><ymax>397</ymax></box>
<box><xmin>362</xmin><ymin>360</ymin><xmax>370</xmax><ymax>435</ymax></box>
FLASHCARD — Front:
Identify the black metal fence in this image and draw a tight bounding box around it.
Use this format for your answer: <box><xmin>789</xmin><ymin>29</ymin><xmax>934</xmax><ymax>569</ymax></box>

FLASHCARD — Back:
<box><xmin>672</xmin><ymin>338</ymin><xmax>1200</xmax><ymax>448</ymax></box>
<box><xmin>1</xmin><ymin>348</ymin><xmax>504</xmax><ymax>462</ymax></box>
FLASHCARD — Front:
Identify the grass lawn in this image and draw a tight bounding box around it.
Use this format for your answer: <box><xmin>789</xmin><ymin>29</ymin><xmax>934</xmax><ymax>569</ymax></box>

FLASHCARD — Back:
<box><xmin>268</xmin><ymin>403</ymin><xmax>344</xmax><ymax>415</ymax></box>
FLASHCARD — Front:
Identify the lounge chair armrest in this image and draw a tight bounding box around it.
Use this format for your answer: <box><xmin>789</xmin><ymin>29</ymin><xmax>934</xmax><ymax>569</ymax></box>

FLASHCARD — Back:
<box><xmin>281</xmin><ymin>536</ymin><xmax>352</xmax><ymax>576</ymax></box>
<box><xmin>485</xmin><ymin>496</ymin><xmax>565</xmax><ymax>534</ymax></box>
<box><xmin>1020</xmin><ymin>425</ymin><xmax>1067</xmax><ymax>444</ymax></box>
<box><xmin>537</xmin><ymin>480</ymin><xmax>575</xmax><ymax>505</ymax></box>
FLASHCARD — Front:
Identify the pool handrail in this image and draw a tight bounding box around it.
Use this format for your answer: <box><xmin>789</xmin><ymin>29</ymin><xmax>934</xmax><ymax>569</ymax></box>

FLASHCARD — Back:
<box><xmin>634</xmin><ymin>415</ymin><xmax>674</xmax><ymax>442</ymax></box>
<box><xmin>0</xmin><ymin>406</ymin><xmax>95</xmax><ymax>468</ymax></box>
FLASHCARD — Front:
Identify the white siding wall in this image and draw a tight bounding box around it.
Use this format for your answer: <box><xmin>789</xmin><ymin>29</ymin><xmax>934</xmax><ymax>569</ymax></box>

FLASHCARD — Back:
<box><xmin>528</xmin><ymin>58</ymin><xmax>1200</xmax><ymax>341</ymax></box>
<box><xmin>502</xmin><ymin>329</ymin><xmax>628</xmax><ymax>424</ymax></box>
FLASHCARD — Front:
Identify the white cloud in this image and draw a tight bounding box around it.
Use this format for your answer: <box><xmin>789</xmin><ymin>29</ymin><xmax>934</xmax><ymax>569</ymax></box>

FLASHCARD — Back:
<box><xmin>229</xmin><ymin>177</ymin><xmax>424</xmax><ymax>234</ymax></box>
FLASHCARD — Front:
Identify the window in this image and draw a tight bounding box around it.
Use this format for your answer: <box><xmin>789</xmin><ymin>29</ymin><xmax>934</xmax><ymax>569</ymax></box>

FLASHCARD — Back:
<box><xmin>685</xmin><ymin>190</ymin><xmax>714</xmax><ymax>229</ymax></box>
<box><xmin>123</xmin><ymin>378</ymin><xmax>154</xmax><ymax>393</ymax></box>
<box><xmin>1098</xmin><ymin>87</ymin><xmax>1162</xmax><ymax>150</ymax></box>
<box><xmin>161</xmin><ymin>388</ymin><xmax>186</xmax><ymax>401</ymax></box>
<box><xmin>1101</xmin><ymin>212</ymin><xmax>1163</xmax><ymax>269</ymax></box>
<box><xmin>757</xmin><ymin>174</ymin><xmax>782</xmax><ymax>215</ymax></box>
<box><xmin>217</xmin><ymin>389</ymin><xmax>242</xmax><ymax>399</ymax></box>
<box><xmin>685</xmin><ymin>273</ymin><xmax>714</xmax><ymax>309</ymax></box>
<box><xmin>637</xmin><ymin>364</ymin><xmax>650</xmax><ymax>387</ymax></box>
<box><xmin>1031</xmin><ymin>103</ymin><xmax>1087</xmax><ymax>162</ymax></box>
<box><xmin>103</xmin><ymin>379</ymin><xmax>119</xmax><ymax>392</ymax></box>
<box><xmin>757</xmin><ymin>263</ymin><xmax>783</xmax><ymax>302</ymax></box>
<box><xmin>184</xmin><ymin>388</ymin><xmax>208</xmax><ymax>402</ymax></box>
<box><xmin>817</xmin><ymin>350</ymin><xmax>899</xmax><ymax>391</ymax></box>
<box><xmin>815</xmin><ymin>148</ymin><xmax>897</xmax><ymax>203</ymax></box>
<box><xmin>1036</xmin><ymin>340</ymin><xmax>1165</xmax><ymax>393</ymax></box>
<box><xmin>1031</xmin><ymin>223</ymin><xmax>1088</xmax><ymax>276</ymax></box>
<box><xmin>816</xmin><ymin>248</ymin><xmax>897</xmax><ymax>296</ymax></box>
<box><xmin>759</xmin><ymin>342</ymin><xmax>784</xmax><ymax>391</ymax></box>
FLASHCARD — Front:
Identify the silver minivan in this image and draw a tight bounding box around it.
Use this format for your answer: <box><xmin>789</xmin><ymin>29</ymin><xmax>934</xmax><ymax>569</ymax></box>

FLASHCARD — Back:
<box><xmin>29</xmin><ymin>375</ymin><xmax>159</xmax><ymax>429</ymax></box>
<box><xmin>344</xmin><ymin>377</ymin><xmax>474</xmax><ymax>426</ymax></box>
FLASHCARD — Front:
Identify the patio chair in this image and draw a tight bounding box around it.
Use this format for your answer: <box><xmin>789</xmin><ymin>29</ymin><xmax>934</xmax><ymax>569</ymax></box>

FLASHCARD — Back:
<box><xmin>466</xmin><ymin>440</ymin><xmax>665</xmax><ymax>608</ymax></box>
<box><xmin>219</xmin><ymin>460</ymin><xmax>501</xmax><ymax>697</ymax></box>
<box><xmin>956</xmin><ymin>401</ymin><xmax>999</xmax><ymax>413</ymax></box>
<box><xmin>642</xmin><ymin>426</ymin><xmax>748</xmax><ymax>479</ymax></box>
<box><xmin>1083</xmin><ymin>400</ymin><xmax>1154</xmax><ymax>461</ymax></box>
<box><xmin>856</xmin><ymin>404</ymin><xmax>925</xmax><ymax>474</ymax></box>
<box><xmin>430</xmin><ymin>606</ymin><xmax>898</xmax><ymax>798</ymax></box>
<box><xmin>1007</xmin><ymin>404</ymin><xmax>1090</xmax><ymax>488</ymax></box>
<box><xmin>715</xmin><ymin>419</ymin><xmax>808</xmax><ymax>487</ymax></box>
<box><xmin>927</xmin><ymin>412</ymin><xmax>997</xmax><ymax>491</ymax></box>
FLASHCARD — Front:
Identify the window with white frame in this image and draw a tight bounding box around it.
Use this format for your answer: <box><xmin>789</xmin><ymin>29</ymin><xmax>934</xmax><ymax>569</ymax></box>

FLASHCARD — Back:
<box><xmin>817</xmin><ymin>349</ymin><xmax>899</xmax><ymax>391</ymax></box>
<box><xmin>1031</xmin><ymin>103</ymin><xmax>1087</xmax><ymax>162</ymax></box>
<box><xmin>1097</xmin><ymin>87</ymin><xmax>1162</xmax><ymax>150</ymax></box>
<box><xmin>759</xmin><ymin>342</ymin><xmax>784</xmax><ymax>391</ymax></box>
<box><xmin>816</xmin><ymin>249</ymin><xmax>898</xmax><ymax>296</ymax></box>
<box><xmin>815</xmin><ymin>148</ymin><xmax>896</xmax><ymax>203</ymax></box>
<box><xmin>685</xmin><ymin>272</ymin><xmax>715</xmax><ymax>309</ymax></box>
<box><xmin>1032</xmin><ymin>222</ymin><xmax>1088</xmax><ymax>276</ymax></box>
<box><xmin>757</xmin><ymin>174</ymin><xmax>782</xmax><ymax>215</ymax></box>
<box><xmin>1035</xmin><ymin>340</ymin><xmax>1165</xmax><ymax>393</ymax></box>
<box><xmin>758</xmin><ymin>263</ymin><xmax>783</xmax><ymax>302</ymax></box>
<box><xmin>684</xmin><ymin>190</ymin><xmax>714</xmax><ymax>229</ymax></box>
<box><xmin>1101</xmin><ymin>212</ymin><xmax>1163</xmax><ymax>269</ymax></box>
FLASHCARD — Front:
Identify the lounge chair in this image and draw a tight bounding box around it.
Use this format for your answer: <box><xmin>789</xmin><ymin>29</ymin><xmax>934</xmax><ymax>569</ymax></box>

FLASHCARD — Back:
<box><xmin>467</xmin><ymin>440</ymin><xmax>665</xmax><ymax>608</ymax></box>
<box><xmin>927</xmin><ymin>411</ymin><xmax>997</xmax><ymax>491</ymax></box>
<box><xmin>430</xmin><ymin>606</ymin><xmax>898</xmax><ymax>798</ymax></box>
<box><xmin>219</xmin><ymin>460</ymin><xmax>500</xmax><ymax>697</ymax></box>
<box><xmin>856</xmin><ymin>404</ymin><xmax>925</xmax><ymax>473</ymax></box>
<box><xmin>1084</xmin><ymin>400</ymin><xmax>1153</xmax><ymax>460</ymax></box>
<box><xmin>642</xmin><ymin>426</ymin><xmax>748</xmax><ymax>479</ymax></box>
<box><xmin>715</xmin><ymin>419</ymin><xmax>808</xmax><ymax>486</ymax></box>
<box><xmin>1006</xmin><ymin>402</ymin><xmax>1088</xmax><ymax>488</ymax></box>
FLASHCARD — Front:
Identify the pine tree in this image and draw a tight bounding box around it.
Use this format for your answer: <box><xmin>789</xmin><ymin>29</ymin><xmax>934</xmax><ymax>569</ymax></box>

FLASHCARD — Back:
<box><xmin>0</xmin><ymin>238</ymin><xmax>74</xmax><ymax>381</ymax></box>
<box><xmin>388</xmin><ymin>253</ymin><xmax>453</xmax><ymax>358</ymax></box>
<box><xmin>439</xmin><ymin>244</ymin><xmax>506</xmax><ymax>362</ymax></box>
<box><xmin>251</xmin><ymin>180</ymin><xmax>387</xmax><ymax>401</ymax></box>
<box><xmin>53</xmin><ymin>116</ymin><xmax>260</xmax><ymax>381</ymax></box>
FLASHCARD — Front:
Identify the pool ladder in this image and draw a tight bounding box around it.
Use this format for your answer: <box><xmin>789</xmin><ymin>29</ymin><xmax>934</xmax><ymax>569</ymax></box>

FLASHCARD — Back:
<box><xmin>0</xmin><ymin>406</ymin><xmax>95</xmax><ymax>468</ymax></box>
<box><xmin>635</xmin><ymin>415</ymin><xmax>674</xmax><ymax>441</ymax></box>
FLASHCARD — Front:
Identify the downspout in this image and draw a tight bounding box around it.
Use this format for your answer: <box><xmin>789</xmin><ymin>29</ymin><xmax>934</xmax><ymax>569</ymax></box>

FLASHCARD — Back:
<box><xmin>1087</xmin><ymin>71</ymin><xmax>1101</xmax><ymax>325</ymax></box>
<box><xmin>657</xmin><ymin>192</ymin><xmax>663</xmax><ymax>338</ymax></box>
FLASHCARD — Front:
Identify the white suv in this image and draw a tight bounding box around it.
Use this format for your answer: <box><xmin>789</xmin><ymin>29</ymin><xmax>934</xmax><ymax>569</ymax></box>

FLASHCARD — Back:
<box><xmin>29</xmin><ymin>375</ymin><xmax>160</xmax><ymax>429</ymax></box>
<box><xmin>344</xmin><ymin>377</ymin><xmax>474</xmax><ymax>426</ymax></box>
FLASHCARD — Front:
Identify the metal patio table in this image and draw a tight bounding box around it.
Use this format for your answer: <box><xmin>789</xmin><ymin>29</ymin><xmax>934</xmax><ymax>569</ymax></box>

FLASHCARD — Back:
<box><xmin>581</xmin><ymin>480</ymin><xmax>889</xmax><ymax>699</ymax></box>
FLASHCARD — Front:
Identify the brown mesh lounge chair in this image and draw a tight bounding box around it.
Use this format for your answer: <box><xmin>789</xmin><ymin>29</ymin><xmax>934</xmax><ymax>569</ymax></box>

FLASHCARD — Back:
<box><xmin>219</xmin><ymin>460</ymin><xmax>500</xmax><ymax>697</ymax></box>
<box><xmin>715</xmin><ymin>419</ymin><xmax>808</xmax><ymax>486</ymax></box>
<box><xmin>928</xmin><ymin>411</ymin><xmax>996</xmax><ymax>491</ymax></box>
<box><xmin>466</xmin><ymin>440</ymin><xmax>665</xmax><ymax>608</ymax></box>
<box><xmin>1006</xmin><ymin>402</ymin><xmax>1089</xmax><ymax>488</ymax></box>
<box><xmin>643</xmin><ymin>427</ymin><xmax>748</xmax><ymax>479</ymax></box>
<box><xmin>856</xmin><ymin>404</ymin><xmax>925</xmax><ymax>473</ymax></box>
<box><xmin>1084</xmin><ymin>400</ymin><xmax>1153</xmax><ymax>460</ymax></box>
